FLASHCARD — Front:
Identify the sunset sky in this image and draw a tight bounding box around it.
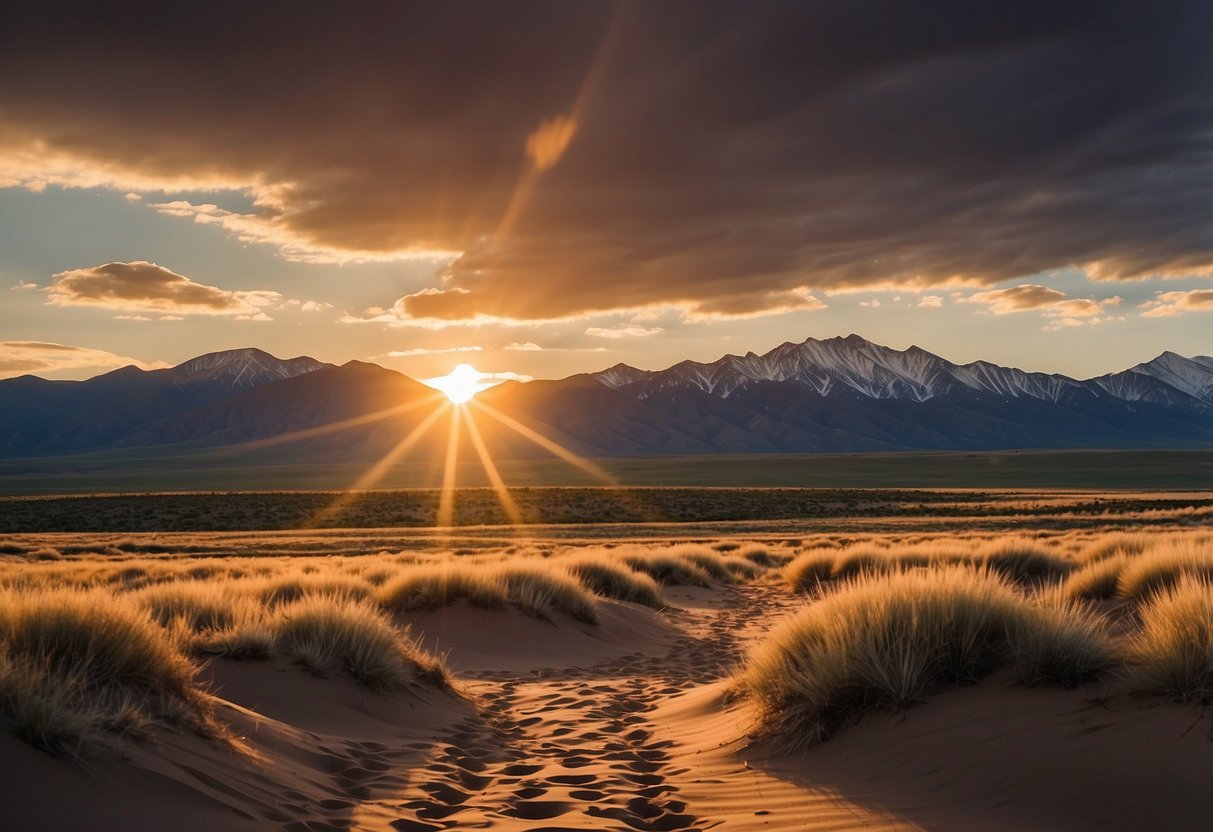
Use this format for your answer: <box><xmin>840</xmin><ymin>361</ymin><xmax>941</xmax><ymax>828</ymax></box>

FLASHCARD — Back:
<box><xmin>1</xmin><ymin>1</ymin><xmax>1210</xmax><ymax>382</ymax></box>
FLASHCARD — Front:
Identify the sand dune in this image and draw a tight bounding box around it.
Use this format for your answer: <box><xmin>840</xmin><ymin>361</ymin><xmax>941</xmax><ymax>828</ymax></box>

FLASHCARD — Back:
<box><xmin>5</xmin><ymin>531</ymin><xmax>1213</xmax><ymax>830</ymax></box>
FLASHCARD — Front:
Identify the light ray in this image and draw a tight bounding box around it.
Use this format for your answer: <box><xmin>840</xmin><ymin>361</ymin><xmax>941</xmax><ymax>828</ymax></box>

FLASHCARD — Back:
<box><xmin>463</xmin><ymin>405</ymin><xmax>523</xmax><ymax>525</ymax></box>
<box><xmin>436</xmin><ymin>405</ymin><xmax>463</xmax><ymax>528</ymax></box>
<box><xmin>307</xmin><ymin>401</ymin><xmax>449</xmax><ymax>528</ymax></box>
<box><xmin>470</xmin><ymin>400</ymin><xmax>617</xmax><ymax>486</ymax></box>
<box><xmin>212</xmin><ymin>394</ymin><xmax>445</xmax><ymax>456</ymax></box>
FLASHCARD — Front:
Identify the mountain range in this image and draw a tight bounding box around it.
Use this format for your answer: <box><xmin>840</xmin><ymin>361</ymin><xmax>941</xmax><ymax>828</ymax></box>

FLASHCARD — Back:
<box><xmin>1</xmin><ymin>337</ymin><xmax>1211</xmax><ymax>460</ymax></box>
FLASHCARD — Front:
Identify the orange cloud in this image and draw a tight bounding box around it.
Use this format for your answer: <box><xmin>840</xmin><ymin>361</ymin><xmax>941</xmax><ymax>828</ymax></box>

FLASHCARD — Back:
<box><xmin>46</xmin><ymin>261</ymin><xmax>282</xmax><ymax>317</ymax></box>
<box><xmin>1140</xmin><ymin>289</ymin><xmax>1213</xmax><ymax>317</ymax></box>
<box><xmin>526</xmin><ymin>116</ymin><xmax>578</xmax><ymax>171</ymax></box>
<box><xmin>0</xmin><ymin>341</ymin><xmax>167</xmax><ymax>379</ymax></box>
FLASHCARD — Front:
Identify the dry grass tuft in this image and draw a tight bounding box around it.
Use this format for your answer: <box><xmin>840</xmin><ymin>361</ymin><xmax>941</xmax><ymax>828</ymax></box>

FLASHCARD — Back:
<box><xmin>560</xmin><ymin>556</ymin><xmax>665</xmax><ymax>609</ymax></box>
<box><xmin>274</xmin><ymin>596</ymin><xmax>445</xmax><ymax>689</ymax></box>
<box><xmin>0</xmin><ymin>588</ymin><xmax>214</xmax><ymax>754</ymax></box>
<box><xmin>977</xmin><ymin>540</ymin><xmax>1073</xmax><ymax>584</ymax></box>
<box><xmin>1116</xmin><ymin>540</ymin><xmax>1213</xmax><ymax>601</ymax></box>
<box><xmin>495</xmin><ymin>565</ymin><xmax>600</xmax><ymax>624</ymax></box>
<box><xmin>739</xmin><ymin>567</ymin><xmax>1111</xmax><ymax>746</ymax></box>
<box><xmin>377</xmin><ymin>565</ymin><xmax>507</xmax><ymax>611</ymax></box>
<box><xmin>1063</xmin><ymin>555</ymin><xmax>1130</xmax><ymax>601</ymax></box>
<box><xmin>620</xmin><ymin>551</ymin><xmax>712</xmax><ymax>587</ymax></box>
<box><xmin>784</xmin><ymin>548</ymin><xmax>838</xmax><ymax>591</ymax></box>
<box><xmin>1130</xmin><ymin>577</ymin><xmax>1213</xmax><ymax>703</ymax></box>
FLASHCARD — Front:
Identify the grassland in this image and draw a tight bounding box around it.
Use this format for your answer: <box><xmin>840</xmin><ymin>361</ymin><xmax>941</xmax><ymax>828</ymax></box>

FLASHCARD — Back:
<box><xmin>1</xmin><ymin>447</ymin><xmax>1210</xmax><ymax>495</ymax></box>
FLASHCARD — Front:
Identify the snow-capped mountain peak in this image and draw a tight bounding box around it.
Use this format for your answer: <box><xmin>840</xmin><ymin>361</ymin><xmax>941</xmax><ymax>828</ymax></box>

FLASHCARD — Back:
<box><xmin>170</xmin><ymin>348</ymin><xmax>329</xmax><ymax>392</ymax></box>
<box><xmin>593</xmin><ymin>335</ymin><xmax>1213</xmax><ymax>411</ymax></box>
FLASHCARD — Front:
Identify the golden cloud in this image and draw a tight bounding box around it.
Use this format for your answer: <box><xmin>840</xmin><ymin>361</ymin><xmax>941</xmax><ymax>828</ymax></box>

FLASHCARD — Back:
<box><xmin>46</xmin><ymin>261</ymin><xmax>282</xmax><ymax>317</ymax></box>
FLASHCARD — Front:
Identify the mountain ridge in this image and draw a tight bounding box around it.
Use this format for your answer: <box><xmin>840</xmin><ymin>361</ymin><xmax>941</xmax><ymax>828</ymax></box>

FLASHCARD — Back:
<box><xmin>1</xmin><ymin>338</ymin><xmax>1210</xmax><ymax>459</ymax></box>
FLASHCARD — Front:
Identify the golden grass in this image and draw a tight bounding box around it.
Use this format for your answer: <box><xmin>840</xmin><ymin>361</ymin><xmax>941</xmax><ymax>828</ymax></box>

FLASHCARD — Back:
<box><xmin>1130</xmin><ymin>577</ymin><xmax>1213</xmax><ymax>703</ymax></box>
<box><xmin>739</xmin><ymin>567</ymin><xmax>1111</xmax><ymax>746</ymax></box>
<box><xmin>494</xmin><ymin>564</ymin><xmax>600</xmax><ymax>624</ymax></box>
<box><xmin>560</xmin><ymin>555</ymin><xmax>665</xmax><ymax>609</ymax></box>
<box><xmin>0</xmin><ymin>587</ymin><xmax>214</xmax><ymax>754</ymax></box>
<box><xmin>273</xmin><ymin>596</ymin><xmax>445</xmax><ymax>689</ymax></box>
<box><xmin>1116</xmin><ymin>540</ymin><xmax>1213</xmax><ymax>601</ymax></box>
<box><xmin>377</xmin><ymin>564</ymin><xmax>508</xmax><ymax>611</ymax></box>
<box><xmin>619</xmin><ymin>550</ymin><xmax>712</xmax><ymax>587</ymax></box>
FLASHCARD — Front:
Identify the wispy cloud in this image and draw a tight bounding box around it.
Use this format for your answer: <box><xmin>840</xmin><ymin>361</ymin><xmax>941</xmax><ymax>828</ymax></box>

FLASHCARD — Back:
<box><xmin>1140</xmin><ymin>289</ymin><xmax>1213</xmax><ymax>317</ymax></box>
<box><xmin>0</xmin><ymin>341</ymin><xmax>168</xmax><ymax>379</ymax></box>
<box><xmin>585</xmin><ymin>324</ymin><xmax>664</xmax><ymax>339</ymax></box>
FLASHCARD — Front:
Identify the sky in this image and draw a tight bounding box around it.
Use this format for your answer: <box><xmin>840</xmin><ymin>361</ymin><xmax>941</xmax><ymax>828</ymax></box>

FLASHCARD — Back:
<box><xmin>1</xmin><ymin>1</ymin><xmax>1211</xmax><ymax>383</ymax></box>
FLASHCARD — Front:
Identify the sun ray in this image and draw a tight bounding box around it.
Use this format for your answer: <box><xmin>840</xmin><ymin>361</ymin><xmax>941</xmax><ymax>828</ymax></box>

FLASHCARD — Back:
<box><xmin>470</xmin><ymin>400</ymin><xmax>617</xmax><ymax>486</ymax></box>
<box><xmin>306</xmin><ymin>401</ymin><xmax>449</xmax><ymax>528</ymax></box>
<box><xmin>463</xmin><ymin>405</ymin><xmax>523</xmax><ymax>525</ymax></box>
<box><xmin>212</xmin><ymin>394</ymin><xmax>445</xmax><ymax>456</ymax></box>
<box><xmin>436</xmin><ymin>405</ymin><xmax>463</xmax><ymax>528</ymax></box>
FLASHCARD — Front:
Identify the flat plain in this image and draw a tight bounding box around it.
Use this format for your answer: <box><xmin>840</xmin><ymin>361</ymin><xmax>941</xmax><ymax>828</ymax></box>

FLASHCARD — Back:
<box><xmin>2</xmin><ymin>486</ymin><xmax>1212</xmax><ymax>831</ymax></box>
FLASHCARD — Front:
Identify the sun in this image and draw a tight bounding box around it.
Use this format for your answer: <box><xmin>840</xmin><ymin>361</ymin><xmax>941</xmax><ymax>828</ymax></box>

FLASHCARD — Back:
<box><xmin>421</xmin><ymin>363</ymin><xmax>498</xmax><ymax>404</ymax></box>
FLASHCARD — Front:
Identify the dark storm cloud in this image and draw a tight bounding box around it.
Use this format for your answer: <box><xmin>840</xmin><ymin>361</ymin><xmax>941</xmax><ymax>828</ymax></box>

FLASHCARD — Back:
<box><xmin>1</xmin><ymin>1</ymin><xmax>1210</xmax><ymax>323</ymax></box>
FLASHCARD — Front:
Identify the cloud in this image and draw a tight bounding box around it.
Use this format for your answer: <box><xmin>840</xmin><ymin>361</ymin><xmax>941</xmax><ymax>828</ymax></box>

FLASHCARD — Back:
<box><xmin>918</xmin><ymin>295</ymin><xmax>943</xmax><ymax>308</ymax></box>
<box><xmin>1</xmin><ymin>3</ymin><xmax>1210</xmax><ymax>323</ymax></box>
<box><xmin>45</xmin><ymin>261</ymin><xmax>282</xmax><ymax>317</ymax></box>
<box><xmin>381</xmin><ymin>346</ymin><xmax>483</xmax><ymax>357</ymax></box>
<box><xmin>585</xmin><ymin>324</ymin><xmax>664</xmax><ymax>339</ymax></box>
<box><xmin>683</xmin><ymin>288</ymin><xmax>826</xmax><ymax>321</ymax></box>
<box><xmin>505</xmin><ymin>342</ymin><xmax>543</xmax><ymax>351</ymax></box>
<box><xmin>0</xmin><ymin>341</ymin><xmax>168</xmax><ymax>379</ymax></box>
<box><xmin>965</xmin><ymin>283</ymin><xmax>1125</xmax><ymax>329</ymax></box>
<box><xmin>526</xmin><ymin>116</ymin><xmax>578</xmax><ymax>171</ymax></box>
<box><xmin>11</xmin><ymin>281</ymin><xmax>37</xmax><ymax>290</ymax></box>
<box><xmin>1140</xmin><ymin>289</ymin><xmax>1213</xmax><ymax>317</ymax></box>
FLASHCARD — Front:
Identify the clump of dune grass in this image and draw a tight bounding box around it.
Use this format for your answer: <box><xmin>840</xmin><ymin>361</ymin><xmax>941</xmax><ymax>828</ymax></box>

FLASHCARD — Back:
<box><xmin>1063</xmin><ymin>555</ymin><xmax>1130</xmax><ymax>601</ymax></box>
<box><xmin>738</xmin><ymin>567</ymin><xmax>1111</xmax><ymax>746</ymax></box>
<box><xmin>977</xmin><ymin>540</ymin><xmax>1073</xmax><ymax>584</ymax></box>
<box><xmin>253</xmin><ymin>574</ymin><xmax>372</xmax><ymax>607</ymax></box>
<box><xmin>1080</xmin><ymin>532</ymin><xmax>1155</xmax><ymax>564</ymax></box>
<box><xmin>784</xmin><ymin>548</ymin><xmax>838</xmax><ymax>591</ymax></box>
<box><xmin>377</xmin><ymin>564</ymin><xmax>507</xmax><ymax>611</ymax></box>
<box><xmin>829</xmin><ymin>545</ymin><xmax>894</xmax><ymax>579</ymax></box>
<box><xmin>664</xmin><ymin>545</ymin><xmax>737</xmax><ymax>582</ymax></box>
<box><xmin>560</xmin><ymin>556</ymin><xmax>665</xmax><ymax>609</ymax></box>
<box><xmin>1116</xmin><ymin>540</ymin><xmax>1213</xmax><ymax>601</ymax></box>
<box><xmin>733</xmin><ymin>543</ymin><xmax>789</xmax><ymax>568</ymax></box>
<box><xmin>495</xmin><ymin>565</ymin><xmax>599</xmax><ymax>624</ymax></box>
<box><xmin>0</xmin><ymin>588</ymin><xmax>214</xmax><ymax>754</ymax></box>
<box><xmin>620</xmin><ymin>551</ymin><xmax>712</xmax><ymax>587</ymax></box>
<box><xmin>274</xmin><ymin>597</ymin><xmax>445</xmax><ymax>689</ymax></box>
<box><xmin>132</xmin><ymin>581</ymin><xmax>241</xmax><ymax>631</ymax></box>
<box><xmin>1129</xmin><ymin>577</ymin><xmax>1213</xmax><ymax>703</ymax></box>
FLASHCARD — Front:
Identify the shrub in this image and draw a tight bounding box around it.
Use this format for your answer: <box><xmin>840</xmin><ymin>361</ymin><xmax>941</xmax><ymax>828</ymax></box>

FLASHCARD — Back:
<box><xmin>1130</xmin><ymin>577</ymin><xmax>1213</xmax><ymax>703</ymax></box>
<box><xmin>738</xmin><ymin>568</ymin><xmax>1111</xmax><ymax>746</ymax></box>
<box><xmin>377</xmin><ymin>565</ymin><xmax>507</xmax><ymax>611</ymax></box>
<box><xmin>0</xmin><ymin>588</ymin><xmax>213</xmax><ymax>754</ymax></box>
<box><xmin>560</xmin><ymin>556</ymin><xmax>665</xmax><ymax>609</ymax></box>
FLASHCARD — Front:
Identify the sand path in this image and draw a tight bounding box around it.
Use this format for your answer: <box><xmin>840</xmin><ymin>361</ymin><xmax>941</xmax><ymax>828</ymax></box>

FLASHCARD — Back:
<box><xmin>379</xmin><ymin>583</ymin><xmax>913</xmax><ymax>831</ymax></box>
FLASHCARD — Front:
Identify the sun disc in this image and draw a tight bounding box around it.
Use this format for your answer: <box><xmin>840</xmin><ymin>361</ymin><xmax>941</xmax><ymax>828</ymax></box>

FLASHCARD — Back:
<box><xmin>421</xmin><ymin>363</ymin><xmax>497</xmax><ymax>404</ymax></box>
